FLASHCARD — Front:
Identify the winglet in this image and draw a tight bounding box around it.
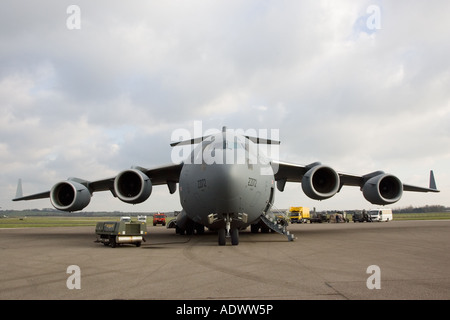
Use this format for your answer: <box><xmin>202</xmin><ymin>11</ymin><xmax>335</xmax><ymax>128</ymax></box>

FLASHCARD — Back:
<box><xmin>15</xmin><ymin>179</ymin><xmax>23</xmax><ymax>199</ymax></box>
<box><xmin>429</xmin><ymin>170</ymin><xmax>437</xmax><ymax>190</ymax></box>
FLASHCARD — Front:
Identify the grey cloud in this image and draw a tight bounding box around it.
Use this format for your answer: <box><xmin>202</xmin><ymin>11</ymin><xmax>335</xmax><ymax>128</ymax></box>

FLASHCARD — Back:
<box><xmin>1</xmin><ymin>1</ymin><xmax>449</xmax><ymax>211</ymax></box>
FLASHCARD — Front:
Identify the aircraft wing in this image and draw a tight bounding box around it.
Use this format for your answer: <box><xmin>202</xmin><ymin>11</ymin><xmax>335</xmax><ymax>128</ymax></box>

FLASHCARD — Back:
<box><xmin>13</xmin><ymin>163</ymin><xmax>184</xmax><ymax>202</ymax></box>
<box><xmin>87</xmin><ymin>163</ymin><xmax>183</xmax><ymax>194</ymax></box>
<box><xmin>12</xmin><ymin>190</ymin><xmax>51</xmax><ymax>201</ymax></box>
<box><xmin>272</xmin><ymin>160</ymin><xmax>439</xmax><ymax>195</ymax></box>
<box><xmin>272</xmin><ymin>160</ymin><xmax>361</xmax><ymax>188</ymax></box>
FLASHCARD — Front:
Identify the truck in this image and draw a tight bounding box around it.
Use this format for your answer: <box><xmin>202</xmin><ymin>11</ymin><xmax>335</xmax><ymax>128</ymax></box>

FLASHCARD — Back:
<box><xmin>352</xmin><ymin>210</ymin><xmax>372</xmax><ymax>222</ymax></box>
<box><xmin>368</xmin><ymin>208</ymin><xmax>393</xmax><ymax>222</ymax></box>
<box><xmin>95</xmin><ymin>220</ymin><xmax>147</xmax><ymax>247</ymax></box>
<box><xmin>329</xmin><ymin>211</ymin><xmax>349</xmax><ymax>223</ymax></box>
<box><xmin>153</xmin><ymin>213</ymin><xmax>166</xmax><ymax>226</ymax></box>
<box><xmin>288</xmin><ymin>207</ymin><xmax>310</xmax><ymax>223</ymax></box>
<box><xmin>309</xmin><ymin>211</ymin><xmax>329</xmax><ymax>223</ymax></box>
<box><xmin>137</xmin><ymin>215</ymin><xmax>147</xmax><ymax>222</ymax></box>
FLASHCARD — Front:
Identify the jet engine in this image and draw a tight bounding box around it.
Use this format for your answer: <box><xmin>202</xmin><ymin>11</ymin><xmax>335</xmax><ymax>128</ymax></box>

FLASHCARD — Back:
<box><xmin>362</xmin><ymin>173</ymin><xmax>403</xmax><ymax>205</ymax></box>
<box><xmin>302</xmin><ymin>164</ymin><xmax>340</xmax><ymax>200</ymax></box>
<box><xmin>114</xmin><ymin>169</ymin><xmax>152</xmax><ymax>204</ymax></box>
<box><xmin>50</xmin><ymin>181</ymin><xmax>91</xmax><ymax>212</ymax></box>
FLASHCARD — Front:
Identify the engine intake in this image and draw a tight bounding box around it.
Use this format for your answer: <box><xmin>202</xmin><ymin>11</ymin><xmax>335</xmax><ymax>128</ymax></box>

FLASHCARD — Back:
<box><xmin>302</xmin><ymin>165</ymin><xmax>340</xmax><ymax>200</ymax></box>
<box><xmin>114</xmin><ymin>169</ymin><xmax>152</xmax><ymax>204</ymax></box>
<box><xmin>362</xmin><ymin>173</ymin><xmax>403</xmax><ymax>205</ymax></box>
<box><xmin>50</xmin><ymin>181</ymin><xmax>91</xmax><ymax>212</ymax></box>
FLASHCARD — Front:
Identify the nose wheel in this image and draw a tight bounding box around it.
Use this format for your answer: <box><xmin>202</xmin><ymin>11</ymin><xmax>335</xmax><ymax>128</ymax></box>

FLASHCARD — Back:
<box><xmin>218</xmin><ymin>214</ymin><xmax>239</xmax><ymax>246</ymax></box>
<box><xmin>230</xmin><ymin>228</ymin><xmax>239</xmax><ymax>245</ymax></box>
<box><xmin>218</xmin><ymin>228</ymin><xmax>239</xmax><ymax>246</ymax></box>
<box><xmin>218</xmin><ymin>228</ymin><xmax>226</xmax><ymax>245</ymax></box>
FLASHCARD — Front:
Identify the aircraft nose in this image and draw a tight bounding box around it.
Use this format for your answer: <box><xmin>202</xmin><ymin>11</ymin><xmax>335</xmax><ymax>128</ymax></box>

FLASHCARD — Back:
<box><xmin>208</xmin><ymin>163</ymin><xmax>246</xmax><ymax>212</ymax></box>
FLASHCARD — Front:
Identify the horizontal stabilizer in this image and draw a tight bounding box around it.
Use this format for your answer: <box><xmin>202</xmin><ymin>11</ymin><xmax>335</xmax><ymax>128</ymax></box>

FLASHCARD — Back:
<box><xmin>170</xmin><ymin>126</ymin><xmax>280</xmax><ymax>147</ymax></box>
<box><xmin>170</xmin><ymin>136</ymin><xmax>210</xmax><ymax>147</ymax></box>
<box><xmin>244</xmin><ymin>136</ymin><xmax>280</xmax><ymax>145</ymax></box>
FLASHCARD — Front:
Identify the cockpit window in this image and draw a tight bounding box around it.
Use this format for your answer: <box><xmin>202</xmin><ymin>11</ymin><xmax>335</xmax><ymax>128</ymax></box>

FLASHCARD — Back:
<box><xmin>208</xmin><ymin>139</ymin><xmax>245</xmax><ymax>151</ymax></box>
<box><xmin>186</xmin><ymin>133</ymin><xmax>265</xmax><ymax>165</ymax></box>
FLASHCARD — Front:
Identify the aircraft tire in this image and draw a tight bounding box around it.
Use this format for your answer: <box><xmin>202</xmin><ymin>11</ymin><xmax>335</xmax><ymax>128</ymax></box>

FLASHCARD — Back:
<box><xmin>218</xmin><ymin>228</ymin><xmax>226</xmax><ymax>246</ymax></box>
<box><xmin>176</xmin><ymin>226</ymin><xmax>185</xmax><ymax>235</ymax></box>
<box><xmin>230</xmin><ymin>228</ymin><xmax>239</xmax><ymax>246</ymax></box>
<box><xmin>261</xmin><ymin>224</ymin><xmax>270</xmax><ymax>233</ymax></box>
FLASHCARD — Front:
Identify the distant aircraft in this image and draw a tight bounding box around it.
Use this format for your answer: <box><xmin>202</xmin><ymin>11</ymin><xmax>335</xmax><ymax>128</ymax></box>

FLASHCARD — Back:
<box><xmin>13</xmin><ymin>126</ymin><xmax>439</xmax><ymax>245</ymax></box>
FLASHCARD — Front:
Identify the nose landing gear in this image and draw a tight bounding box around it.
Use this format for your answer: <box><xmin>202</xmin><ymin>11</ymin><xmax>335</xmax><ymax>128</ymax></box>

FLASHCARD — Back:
<box><xmin>218</xmin><ymin>213</ymin><xmax>240</xmax><ymax>246</ymax></box>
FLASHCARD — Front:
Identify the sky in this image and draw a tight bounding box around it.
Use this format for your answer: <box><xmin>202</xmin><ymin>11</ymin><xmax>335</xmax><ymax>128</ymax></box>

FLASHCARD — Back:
<box><xmin>1</xmin><ymin>0</ymin><xmax>449</xmax><ymax>213</ymax></box>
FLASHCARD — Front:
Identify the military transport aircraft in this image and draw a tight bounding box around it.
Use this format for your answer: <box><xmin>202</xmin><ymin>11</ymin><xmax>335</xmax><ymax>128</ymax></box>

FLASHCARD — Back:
<box><xmin>13</xmin><ymin>126</ymin><xmax>439</xmax><ymax>245</ymax></box>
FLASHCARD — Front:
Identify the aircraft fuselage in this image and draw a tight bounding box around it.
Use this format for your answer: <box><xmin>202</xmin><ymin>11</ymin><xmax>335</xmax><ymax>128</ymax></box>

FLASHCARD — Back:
<box><xmin>178</xmin><ymin>132</ymin><xmax>275</xmax><ymax>232</ymax></box>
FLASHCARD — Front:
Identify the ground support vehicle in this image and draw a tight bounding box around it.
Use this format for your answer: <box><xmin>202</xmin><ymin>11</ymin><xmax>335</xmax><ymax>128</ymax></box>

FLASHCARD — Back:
<box><xmin>153</xmin><ymin>213</ymin><xmax>166</xmax><ymax>226</ymax></box>
<box><xmin>137</xmin><ymin>215</ymin><xmax>147</xmax><ymax>222</ymax></box>
<box><xmin>329</xmin><ymin>211</ymin><xmax>349</xmax><ymax>223</ymax></box>
<box><xmin>95</xmin><ymin>220</ymin><xmax>147</xmax><ymax>247</ymax></box>
<box><xmin>309</xmin><ymin>212</ymin><xmax>329</xmax><ymax>223</ymax></box>
<box><xmin>369</xmin><ymin>208</ymin><xmax>393</xmax><ymax>222</ymax></box>
<box><xmin>352</xmin><ymin>211</ymin><xmax>372</xmax><ymax>222</ymax></box>
<box><xmin>289</xmin><ymin>206</ymin><xmax>310</xmax><ymax>223</ymax></box>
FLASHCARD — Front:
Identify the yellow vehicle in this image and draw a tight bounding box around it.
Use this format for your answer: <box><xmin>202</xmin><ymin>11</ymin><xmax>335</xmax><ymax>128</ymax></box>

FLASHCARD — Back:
<box><xmin>289</xmin><ymin>207</ymin><xmax>310</xmax><ymax>224</ymax></box>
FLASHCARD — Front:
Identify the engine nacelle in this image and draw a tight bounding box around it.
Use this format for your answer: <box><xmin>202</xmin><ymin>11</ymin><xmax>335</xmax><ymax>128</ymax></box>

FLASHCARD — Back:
<box><xmin>50</xmin><ymin>181</ymin><xmax>91</xmax><ymax>212</ymax></box>
<box><xmin>362</xmin><ymin>173</ymin><xmax>403</xmax><ymax>205</ymax></box>
<box><xmin>302</xmin><ymin>165</ymin><xmax>340</xmax><ymax>200</ymax></box>
<box><xmin>114</xmin><ymin>169</ymin><xmax>152</xmax><ymax>204</ymax></box>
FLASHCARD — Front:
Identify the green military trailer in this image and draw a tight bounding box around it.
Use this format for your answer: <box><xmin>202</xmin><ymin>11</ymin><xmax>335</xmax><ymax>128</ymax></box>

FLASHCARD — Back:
<box><xmin>95</xmin><ymin>220</ymin><xmax>147</xmax><ymax>248</ymax></box>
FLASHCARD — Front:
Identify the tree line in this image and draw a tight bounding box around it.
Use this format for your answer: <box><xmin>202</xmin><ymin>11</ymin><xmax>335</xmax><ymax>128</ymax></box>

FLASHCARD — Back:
<box><xmin>393</xmin><ymin>205</ymin><xmax>449</xmax><ymax>214</ymax></box>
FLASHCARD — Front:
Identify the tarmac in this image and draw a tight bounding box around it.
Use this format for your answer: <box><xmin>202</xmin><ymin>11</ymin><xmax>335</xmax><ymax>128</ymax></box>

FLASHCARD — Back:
<box><xmin>1</xmin><ymin>220</ymin><xmax>449</xmax><ymax>300</ymax></box>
